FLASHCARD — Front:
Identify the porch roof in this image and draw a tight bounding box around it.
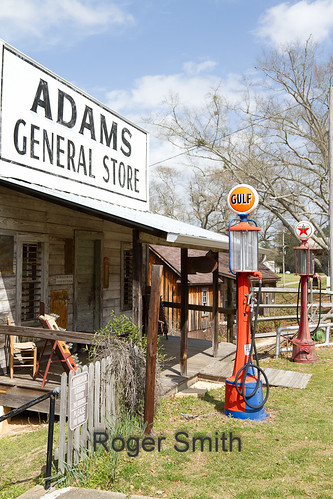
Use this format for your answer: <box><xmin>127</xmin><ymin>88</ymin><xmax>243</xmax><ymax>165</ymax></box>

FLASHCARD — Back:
<box><xmin>0</xmin><ymin>176</ymin><xmax>229</xmax><ymax>252</ymax></box>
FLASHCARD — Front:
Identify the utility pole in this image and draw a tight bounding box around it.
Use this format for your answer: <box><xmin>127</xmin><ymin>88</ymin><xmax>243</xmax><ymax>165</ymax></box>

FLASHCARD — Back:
<box><xmin>329</xmin><ymin>88</ymin><xmax>333</xmax><ymax>300</ymax></box>
<box><xmin>282</xmin><ymin>229</ymin><xmax>286</xmax><ymax>288</ymax></box>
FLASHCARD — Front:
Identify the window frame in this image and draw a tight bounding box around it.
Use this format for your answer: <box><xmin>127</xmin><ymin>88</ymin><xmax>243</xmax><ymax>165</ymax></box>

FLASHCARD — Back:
<box><xmin>16</xmin><ymin>234</ymin><xmax>49</xmax><ymax>326</ymax></box>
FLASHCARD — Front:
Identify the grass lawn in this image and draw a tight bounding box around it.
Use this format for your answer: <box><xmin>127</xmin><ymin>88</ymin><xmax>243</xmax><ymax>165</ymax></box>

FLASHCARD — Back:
<box><xmin>1</xmin><ymin>347</ymin><xmax>333</xmax><ymax>498</ymax></box>
<box><xmin>276</xmin><ymin>273</ymin><xmax>328</xmax><ymax>289</ymax></box>
<box><xmin>0</xmin><ymin>420</ymin><xmax>58</xmax><ymax>498</ymax></box>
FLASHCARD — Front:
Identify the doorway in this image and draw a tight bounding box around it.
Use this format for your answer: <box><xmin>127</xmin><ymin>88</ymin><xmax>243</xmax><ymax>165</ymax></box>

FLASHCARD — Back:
<box><xmin>74</xmin><ymin>231</ymin><xmax>102</xmax><ymax>332</ymax></box>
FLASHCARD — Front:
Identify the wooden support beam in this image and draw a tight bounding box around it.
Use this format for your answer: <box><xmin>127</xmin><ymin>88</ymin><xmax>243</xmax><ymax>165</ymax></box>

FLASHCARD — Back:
<box><xmin>180</xmin><ymin>248</ymin><xmax>188</xmax><ymax>376</ymax></box>
<box><xmin>144</xmin><ymin>265</ymin><xmax>163</xmax><ymax>435</ymax></box>
<box><xmin>212</xmin><ymin>252</ymin><xmax>219</xmax><ymax>357</ymax></box>
<box><xmin>0</xmin><ymin>325</ymin><xmax>94</xmax><ymax>345</ymax></box>
<box><xmin>162</xmin><ymin>301</ymin><xmax>234</xmax><ymax>314</ymax></box>
<box><xmin>132</xmin><ymin>229</ymin><xmax>143</xmax><ymax>329</ymax></box>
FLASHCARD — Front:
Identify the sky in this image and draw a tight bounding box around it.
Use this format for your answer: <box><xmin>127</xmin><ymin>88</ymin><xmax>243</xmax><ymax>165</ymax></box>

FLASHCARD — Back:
<box><xmin>1</xmin><ymin>0</ymin><xmax>333</xmax><ymax>168</ymax></box>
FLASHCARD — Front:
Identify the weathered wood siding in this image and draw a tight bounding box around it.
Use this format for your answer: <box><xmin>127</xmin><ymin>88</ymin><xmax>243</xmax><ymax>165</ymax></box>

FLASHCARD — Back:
<box><xmin>148</xmin><ymin>251</ymin><xmax>180</xmax><ymax>329</ymax></box>
<box><xmin>0</xmin><ymin>186</ymin><xmax>133</xmax><ymax>372</ymax></box>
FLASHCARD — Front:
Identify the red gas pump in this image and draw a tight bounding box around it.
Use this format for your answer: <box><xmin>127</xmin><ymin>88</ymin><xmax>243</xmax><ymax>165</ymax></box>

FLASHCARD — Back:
<box><xmin>292</xmin><ymin>221</ymin><xmax>317</xmax><ymax>363</ymax></box>
<box><xmin>224</xmin><ymin>185</ymin><xmax>269</xmax><ymax>421</ymax></box>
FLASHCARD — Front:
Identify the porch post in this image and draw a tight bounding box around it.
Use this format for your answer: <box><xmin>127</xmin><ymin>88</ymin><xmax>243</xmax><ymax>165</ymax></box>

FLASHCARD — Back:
<box><xmin>212</xmin><ymin>252</ymin><xmax>219</xmax><ymax>357</ymax></box>
<box><xmin>132</xmin><ymin>229</ymin><xmax>143</xmax><ymax>329</ymax></box>
<box><xmin>180</xmin><ymin>248</ymin><xmax>188</xmax><ymax>376</ymax></box>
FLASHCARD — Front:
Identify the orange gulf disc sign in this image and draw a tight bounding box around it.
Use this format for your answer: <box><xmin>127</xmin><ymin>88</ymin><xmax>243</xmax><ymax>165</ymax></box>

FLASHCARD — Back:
<box><xmin>227</xmin><ymin>184</ymin><xmax>259</xmax><ymax>215</ymax></box>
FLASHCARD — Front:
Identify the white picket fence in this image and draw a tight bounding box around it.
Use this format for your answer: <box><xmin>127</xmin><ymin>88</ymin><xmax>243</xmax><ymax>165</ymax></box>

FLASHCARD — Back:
<box><xmin>57</xmin><ymin>357</ymin><xmax>117</xmax><ymax>472</ymax></box>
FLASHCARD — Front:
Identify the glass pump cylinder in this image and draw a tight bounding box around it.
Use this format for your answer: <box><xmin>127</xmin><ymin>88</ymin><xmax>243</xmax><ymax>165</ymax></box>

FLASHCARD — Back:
<box><xmin>295</xmin><ymin>244</ymin><xmax>315</xmax><ymax>276</ymax></box>
<box><xmin>230</xmin><ymin>222</ymin><xmax>260</xmax><ymax>272</ymax></box>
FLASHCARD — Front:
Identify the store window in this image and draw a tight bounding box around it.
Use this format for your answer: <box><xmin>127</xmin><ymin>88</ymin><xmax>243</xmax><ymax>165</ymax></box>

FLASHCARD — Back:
<box><xmin>21</xmin><ymin>243</ymin><xmax>42</xmax><ymax>323</ymax></box>
<box><xmin>202</xmin><ymin>288</ymin><xmax>209</xmax><ymax>317</ymax></box>
<box><xmin>16</xmin><ymin>235</ymin><xmax>48</xmax><ymax>326</ymax></box>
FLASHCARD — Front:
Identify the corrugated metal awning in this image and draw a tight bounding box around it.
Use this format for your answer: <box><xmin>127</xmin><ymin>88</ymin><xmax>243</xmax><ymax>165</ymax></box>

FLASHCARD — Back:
<box><xmin>0</xmin><ymin>177</ymin><xmax>230</xmax><ymax>252</ymax></box>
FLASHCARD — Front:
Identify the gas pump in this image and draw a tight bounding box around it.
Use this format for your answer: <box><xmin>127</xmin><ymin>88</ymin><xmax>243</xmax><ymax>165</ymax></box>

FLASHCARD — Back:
<box><xmin>291</xmin><ymin>221</ymin><xmax>317</xmax><ymax>363</ymax></box>
<box><xmin>224</xmin><ymin>185</ymin><xmax>269</xmax><ymax>421</ymax></box>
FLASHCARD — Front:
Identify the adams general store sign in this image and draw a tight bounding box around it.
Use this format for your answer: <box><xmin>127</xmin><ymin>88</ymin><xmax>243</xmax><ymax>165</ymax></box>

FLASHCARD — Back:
<box><xmin>0</xmin><ymin>41</ymin><xmax>149</xmax><ymax>210</ymax></box>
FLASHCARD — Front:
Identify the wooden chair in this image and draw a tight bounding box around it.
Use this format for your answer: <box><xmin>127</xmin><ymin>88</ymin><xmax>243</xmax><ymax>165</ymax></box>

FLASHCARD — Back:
<box><xmin>7</xmin><ymin>318</ymin><xmax>37</xmax><ymax>378</ymax></box>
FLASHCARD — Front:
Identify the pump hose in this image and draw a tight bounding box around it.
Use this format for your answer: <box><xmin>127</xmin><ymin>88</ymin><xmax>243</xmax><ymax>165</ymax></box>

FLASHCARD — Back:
<box><xmin>234</xmin><ymin>279</ymin><xmax>269</xmax><ymax>410</ymax></box>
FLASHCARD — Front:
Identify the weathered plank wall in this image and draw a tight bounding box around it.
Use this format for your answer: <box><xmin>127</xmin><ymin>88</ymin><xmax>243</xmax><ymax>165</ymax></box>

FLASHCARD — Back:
<box><xmin>0</xmin><ymin>185</ymin><xmax>133</xmax><ymax>371</ymax></box>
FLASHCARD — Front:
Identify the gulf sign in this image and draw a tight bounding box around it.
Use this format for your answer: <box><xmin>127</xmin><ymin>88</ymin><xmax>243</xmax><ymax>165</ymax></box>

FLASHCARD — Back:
<box><xmin>227</xmin><ymin>184</ymin><xmax>259</xmax><ymax>215</ymax></box>
<box><xmin>0</xmin><ymin>40</ymin><xmax>149</xmax><ymax>211</ymax></box>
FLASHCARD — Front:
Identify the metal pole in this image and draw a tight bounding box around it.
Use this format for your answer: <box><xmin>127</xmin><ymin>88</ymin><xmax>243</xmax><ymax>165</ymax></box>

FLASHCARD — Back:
<box><xmin>282</xmin><ymin>229</ymin><xmax>286</xmax><ymax>288</ymax></box>
<box><xmin>45</xmin><ymin>393</ymin><xmax>56</xmax><ymax>490</ymax></box>
<box><xmin>329</xmin><ymin>87</ymin><xmax>333</xmax><ymax>299</ymax></box>
<box><xmin>0</xmin><ymin>389</ymin><xmax>59</xmax><ymax>423</ymax></box>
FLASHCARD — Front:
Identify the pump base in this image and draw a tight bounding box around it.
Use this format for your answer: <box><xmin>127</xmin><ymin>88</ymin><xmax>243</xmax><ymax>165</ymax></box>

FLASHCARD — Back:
<box><xmin>292</xmin><ymin>338</ymin><xmax>317</xmax><ymax>363</ymax></box>
<box><xmin>224</xmin><ymin>378</ymin><xmax>267</xmax><ymax>421</ymax></box>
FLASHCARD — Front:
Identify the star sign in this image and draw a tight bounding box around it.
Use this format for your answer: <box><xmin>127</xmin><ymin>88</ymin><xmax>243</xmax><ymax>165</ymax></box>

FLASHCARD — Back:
<box><xmin>298</xmin><ymin>225</ymin><xmax>309</xmax><ymax>236</ymax></box>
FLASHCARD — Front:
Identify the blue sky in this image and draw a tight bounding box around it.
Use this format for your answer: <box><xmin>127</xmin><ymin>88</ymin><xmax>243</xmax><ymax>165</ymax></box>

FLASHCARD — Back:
<box><xmin>1</xmin><ymin>0</ymin><xmax>333</xmax><ymax>167</ymax></box>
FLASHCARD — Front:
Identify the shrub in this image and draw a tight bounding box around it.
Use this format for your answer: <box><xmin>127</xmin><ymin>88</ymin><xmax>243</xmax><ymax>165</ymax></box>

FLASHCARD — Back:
<box><xmin>89</xmin><ymin>312</ymin><xmax>161</xmax><ymax>416</ymax></box>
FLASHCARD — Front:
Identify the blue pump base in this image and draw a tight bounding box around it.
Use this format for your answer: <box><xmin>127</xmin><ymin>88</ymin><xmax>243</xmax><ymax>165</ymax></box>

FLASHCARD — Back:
<box><xmin>224</xmin><ymin>378</ymin><xmax>268</xmax><ymax>421</ymax></box>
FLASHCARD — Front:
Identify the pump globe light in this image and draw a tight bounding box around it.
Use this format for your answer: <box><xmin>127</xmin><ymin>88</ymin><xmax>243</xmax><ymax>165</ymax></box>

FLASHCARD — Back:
<box><xmin>227</xmin><ymin>184</ymin><xmax>259</xmax><ymax>215</ymax></box>
<box><xmin>294</xmin><ymin>220</ymin><xmax>314</xmax><ymax>241</ymax></box>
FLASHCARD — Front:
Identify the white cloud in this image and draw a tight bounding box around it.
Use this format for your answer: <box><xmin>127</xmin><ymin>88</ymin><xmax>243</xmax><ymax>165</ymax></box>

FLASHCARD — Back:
<box><xmin>256</xmin><ymin>0</ymin><xmax>333</xmax><ymax>47</ymax></box>
<box><xmin>104</xmin><ymin>63</ymin><xmax>246</xmax><ymax>169</ymax></box>
<box><xmin>105</xmin><ymin>64</ymin><xmax>244</xmax><ymax>115</ymax></box>
<box><xmin>0</xmin><ymin>0</ymin><xmax>134</xmax><ymax>45</ymax></box>
<box><xmin>183</xmin><ymin>60</ymin><xmax>218</xmax><ymax>75</ymax></box>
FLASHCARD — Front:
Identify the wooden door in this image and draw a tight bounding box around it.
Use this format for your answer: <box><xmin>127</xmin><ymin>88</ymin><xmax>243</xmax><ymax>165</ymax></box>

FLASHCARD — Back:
<box><xmin>50</xmin><ymin>289</ymin><xmax>68</xmax><ymax>329</ymax></box>
<box><xmin>74</xmin><ymin>232</ymin><xmax>102</xmax><ymax>332</ymax></box>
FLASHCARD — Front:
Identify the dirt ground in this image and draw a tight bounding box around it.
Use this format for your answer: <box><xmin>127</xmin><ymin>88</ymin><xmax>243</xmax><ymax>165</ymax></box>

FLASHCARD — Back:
<box><xmin>0</xmin><ymin>411</ymin><xmax>49</xmax><ymax>437</ymax></box>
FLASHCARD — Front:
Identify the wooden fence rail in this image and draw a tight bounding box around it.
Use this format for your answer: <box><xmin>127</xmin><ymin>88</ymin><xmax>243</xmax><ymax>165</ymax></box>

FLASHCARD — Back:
<box><xmin>57</xmin><ymin>356</ymin><xmax>117</xmax><ymax>472</ymax></box>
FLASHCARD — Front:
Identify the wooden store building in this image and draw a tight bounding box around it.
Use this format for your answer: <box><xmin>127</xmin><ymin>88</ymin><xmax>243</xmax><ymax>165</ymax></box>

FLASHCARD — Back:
<box><xmin>0</xmin><ymin>41</ymin><xmax>231</xmax><ymax>380</ymax></box>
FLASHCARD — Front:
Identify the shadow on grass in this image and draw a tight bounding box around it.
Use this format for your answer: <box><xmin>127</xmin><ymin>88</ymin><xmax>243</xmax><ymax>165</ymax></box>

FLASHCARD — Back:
<box><xmin>202</xmin><ymin>392</ymin><xmax>225</xmax><ymax>412</ymax></box>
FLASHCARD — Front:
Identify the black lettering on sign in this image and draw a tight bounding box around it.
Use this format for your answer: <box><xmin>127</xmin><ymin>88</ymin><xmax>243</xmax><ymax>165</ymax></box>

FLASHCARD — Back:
<box><xmin>67</xmin><ymin>140</ymin><xmax>76</xmax><ymax>172</ymax></box>
<box><xmin>14</xmin><ymin>119</ymin><xmax>27</xmax><ymax>155</ymax></box>
<box><xmin>77</xmin><ymin>145</ymin><xmax>88</xmax><ymax>175</ymax></box>
<box><xmin>100</xmin><ymin>115</ymin><xmax>117</xmax><ymax>149</ymax></box>
<box><xmin>121</xmin><ymin>128</ymin><xmax>132</xmax><ymax>157</ymax></box>
<box><xmin>57</xmin><ymin>135</ymin><xmax>65</xmax><ymax>168</ymax></box>
<box><xmin>43</xmin><ymin>129</ymin><xmax>54</xmax><ymax>164</ymax></box>
<box><xmin>30</xmin><ymin>124</ymin><xmax>40</xmax><ymax>160</ymax></box>
<box><xmin>31</xmin><ymin>79</ymin><xmax>52</xmax><ymax>120</ymax></box>
<box><xmin>103</xmin><ymin>155</ymin><xmax>110</xmax><ymax>182</ymax></box>
<box><xmin>118</xmin><ymin>161</ymin><xmax>126</xmax><ymax>187</ymax></box>
<box><xmin>57</xmin><ymin>90</ymin><xmax>77</xmax><ymax>128</ymax></box>
<box><xmin>79</xmin><ymin>106</ymin><xmax>96</xmax><ymax>141</ymax></box>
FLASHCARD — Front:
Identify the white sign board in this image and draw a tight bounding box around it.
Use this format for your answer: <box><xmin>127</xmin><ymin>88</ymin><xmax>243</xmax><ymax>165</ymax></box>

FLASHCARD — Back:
<box><xmin>55</xmin><ymin>275</ymin><xmax>74</xmax><ymax>285</ymax></box>
<box><xmin>69</xmin><ymin>371</ymin><xmax>88</xmax><ymax>431</ymax></box>
<box><xmin>0</xmin><ymin>41</ymin><xmax>149</xmax><ymax>210</ymax></box>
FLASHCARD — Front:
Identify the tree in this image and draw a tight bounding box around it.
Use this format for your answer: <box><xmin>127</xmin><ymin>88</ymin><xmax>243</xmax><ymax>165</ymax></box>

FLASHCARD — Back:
<box><xmin>149</xmin><ymin>166</ymin><xmax>188</xmax><ymax>220</ymax></box>
<box><xmin>150</xmin><ymin>163</ymin><xmax>235</xmax><ymax>234</ymax></box>
<box><xmin>150</xmin><ymin>39</ymin><xmax>331</xmax><ymax>250</ymax></box>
